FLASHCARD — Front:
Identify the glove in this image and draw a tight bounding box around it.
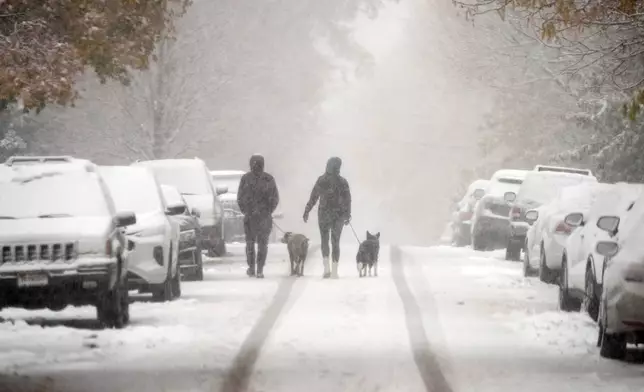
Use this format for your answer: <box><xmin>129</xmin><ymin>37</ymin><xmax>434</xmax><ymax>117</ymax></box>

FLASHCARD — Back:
<box><xmin>344</xmin><ymin>216</ymin><xmax>351</xmax><ymax>226</ymax></box>
<box><xmin>303</xmin><ymin>211</ymin><xmax>309</xmax><ymax>223</ymax></box>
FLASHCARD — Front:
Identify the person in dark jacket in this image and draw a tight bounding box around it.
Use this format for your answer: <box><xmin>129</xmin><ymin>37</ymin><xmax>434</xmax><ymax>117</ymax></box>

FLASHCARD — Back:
<box><xmin>303</xmin><ymin>157</ymin><xmax>351</xmax><ymax>279</ymax></box>
<box><xmin>237</xmin><ymin>154</ymin><xmax>280</xmax><ymax>278</ymax></box>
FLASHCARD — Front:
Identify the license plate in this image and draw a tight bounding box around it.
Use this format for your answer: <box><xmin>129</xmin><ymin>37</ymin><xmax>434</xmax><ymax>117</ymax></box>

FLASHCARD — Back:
<box><xmin>17</xmin><ymin>273</ymin><xmax>49</xmax><ymax>288</ymax></box>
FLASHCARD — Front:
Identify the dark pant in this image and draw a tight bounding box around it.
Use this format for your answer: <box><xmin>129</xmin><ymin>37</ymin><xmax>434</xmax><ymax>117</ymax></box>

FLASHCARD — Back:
<box><xmin>319</xmin><ymin>216</ymin><xmax>344</xmax><ymax>262</ymax></box>
<box><xmin>244</xmin><ymin>215</ymin><xmax>272</xmax><ymax>271</ymax></box>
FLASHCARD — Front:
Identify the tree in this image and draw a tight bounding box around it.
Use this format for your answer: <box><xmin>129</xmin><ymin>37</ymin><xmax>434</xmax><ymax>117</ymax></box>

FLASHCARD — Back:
<box><xmin>0</xmin><ymin>0</ymin><xmax>191</xmax><ymax>113</ymax></box>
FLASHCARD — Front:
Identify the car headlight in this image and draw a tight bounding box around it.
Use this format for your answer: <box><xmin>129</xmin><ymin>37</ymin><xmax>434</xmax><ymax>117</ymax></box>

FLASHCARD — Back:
<box><xmin>180</xmin><ymin>229</ymin><xmax>196</xmax><ymax>242</ymax></box>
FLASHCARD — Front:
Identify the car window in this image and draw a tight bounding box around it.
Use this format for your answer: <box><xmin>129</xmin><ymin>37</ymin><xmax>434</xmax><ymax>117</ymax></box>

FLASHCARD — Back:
<box><xmin>0</xmin><ymin>171</ymin><xmax>110</xmax><ymax>218</ymax></box>
<box><xmin>101</xmin><ymin>168</ymin><xmax>164</xmax><ymax>214</ymax></box>
<box><xmin>146</xmin><ymin>165</ymin><xmax>212</xmax><ymax>195</ymax></box>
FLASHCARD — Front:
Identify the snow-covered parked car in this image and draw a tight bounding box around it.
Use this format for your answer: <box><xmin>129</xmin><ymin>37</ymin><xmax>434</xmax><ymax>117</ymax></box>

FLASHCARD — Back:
<box><xmin>161</xmin><ymin>184</ymin><xmax>204</xmax><ymax>281</ymax></box>
<box><xmin>504</xmin><ymin>171</ymin><xmax>598</xmax><ymax>261</ymax></box>
<box><xmin>523</xmin><ymin>182</ymin><xmax>613</xmax><ymax>283</ymax></box>
<box><xmin>134</xmin><ymin>159</ymin><xmax>228</xmax><ymax>256</ymax></box>
<box><xmin>0</xmin><ymin>162</ymin><xmax>135</xmax><ymax>328</ymax></box>
<box><xmin>592</xmin><ymin>196</ymin><xmax>644</xmax><ymax>359</ymax></box>
<box><xmin>559</xmin><ymin>183</ymin><xmax>644</xmax><ymax>320</ymax></box>
<box><xmin>450</xmin><ymin>179</ymin><xmax>488</xmax><ymax>246</ymax></box>
<box><xmin>211</xmin><ymin>170</ymin><xmax>246</xmax><ymax>243</ymax></box>
<box><xmin>470</xmin><ymin>169</ymin><xmax>528</xmax><ymax>251</ymax></box>
<box><xmin>99</xmin><ymin>166</ymin><xmax>181</xmax><ymax>302</ymax></box>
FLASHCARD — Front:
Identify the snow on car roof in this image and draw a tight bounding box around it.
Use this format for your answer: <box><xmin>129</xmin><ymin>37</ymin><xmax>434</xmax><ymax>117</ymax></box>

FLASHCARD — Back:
<box><xmin>0</xmin><ymin>162</ymin><xmax>97</xmax><ymax>183</ymax></box>
<box><xmin>134</xmin><ymin>158</ymin><xmax>205</xmax><ymax>168</ymax></box>
<box><xmin>211</xmin><ymin>170</ymin><xmax>245</xmax><ymax>177</ymax></box>
<box><xmin>491</xmin><ymin>169</ymin><xmax>529</xmax><ymax>181</ymax></box>
<box><xmin>517</xmin><ymin>171</ymin><xmax>598</xmax><ymax>205</ymax></box>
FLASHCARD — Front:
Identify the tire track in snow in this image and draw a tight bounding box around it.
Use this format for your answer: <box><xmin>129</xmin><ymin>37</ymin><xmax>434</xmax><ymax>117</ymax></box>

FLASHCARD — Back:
<box><xmin>390</xmin><ymin>245</ymin><xmax>453</xmax><ymax>392</ymax></box>
<box><xmin>220</xmin><ymin>244</ymin><xmax>319</xmax><ymax>392</ymax></box>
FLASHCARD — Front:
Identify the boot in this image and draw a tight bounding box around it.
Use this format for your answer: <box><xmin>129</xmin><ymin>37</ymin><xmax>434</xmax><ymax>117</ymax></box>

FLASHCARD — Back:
<box><xmin>322</xmin><ymin>257</ymin><xmax>331</xmax><ymax>279</ymax></box>
<box><xmin>246</xmin><ymin>266</ymin><xmax>255</xmax><ymax>277</ymax></box>
<box><xmin>256</xmin><ymin>265</ymin><xmax>264</xmax><ymax>279</ymax></box>
<box><xmin>331</xmin><ymin>262</ymin><xmax>339</xmax><ymax>279</ymax></box>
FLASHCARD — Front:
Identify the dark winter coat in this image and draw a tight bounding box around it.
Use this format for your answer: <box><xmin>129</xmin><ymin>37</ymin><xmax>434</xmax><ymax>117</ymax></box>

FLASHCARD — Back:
<box><xmin>237</xmin><ymin>155</ymin><xmax>279</xmax><ymax>219</ymax></box>
<box><xmin>304</xmin><ymin>157</ymin><xmax>351</xmax><ymax>222</ymax></box>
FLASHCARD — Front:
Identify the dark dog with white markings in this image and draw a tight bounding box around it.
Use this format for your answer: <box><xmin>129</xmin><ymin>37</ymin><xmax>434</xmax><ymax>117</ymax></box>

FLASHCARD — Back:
<box><xmin>281</xmin><ymin>232</ymin><xmax>309</xmax><ymax>277</ymax></box>
<box><xmin>356</xmin><ymin>231</ymin><xmax>380</xmax><ymax>277</ymax></box>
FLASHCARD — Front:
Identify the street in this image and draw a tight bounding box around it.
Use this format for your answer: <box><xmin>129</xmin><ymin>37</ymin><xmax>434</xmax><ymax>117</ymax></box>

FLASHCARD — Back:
<box><xmin>1</xmin><ymin>243</ymin><xmax>644</xmax><ymax>392</ymax></box>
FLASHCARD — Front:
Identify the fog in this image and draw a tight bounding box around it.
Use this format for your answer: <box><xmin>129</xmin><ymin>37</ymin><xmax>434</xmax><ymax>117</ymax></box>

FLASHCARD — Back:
<box><xmin>190</xmin><ymin>0</ymin><xmax>495</xmax><ymax>245</ymax></box>
<box><xmin>20</xmin><ymin>0</ymin><xmax>512</xmax><ymax>246</ymax></box>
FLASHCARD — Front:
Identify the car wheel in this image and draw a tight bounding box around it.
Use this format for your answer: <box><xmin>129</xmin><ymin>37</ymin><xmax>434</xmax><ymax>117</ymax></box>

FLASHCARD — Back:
<box><xmin>214</xmin><ymin>237</ymin><xmax>227</xmax><ymax>256</ymax></box>
<box><xmin>153</xmin><ymin>246</ymin><xmax>174</xmax><ymax>302</ymax></box>
<box><xmin>523</xmin><ymin>242</ymin><xmax>535</xmax><ymax>277</ymax></box>
<box><xmin>599</xmin><ymin>327</ymin><xmax>627</xmax><ymax>360</ymax></box>
<box><xmin>171</xmin><ymin>266</ymin><xmax>181</xmax><ymax>299</ymax></box>
<box><xmin>538</xmin><ymin>245</ymin><xmax>558</xmax><ymax>284</ymax></box>
<box><xmin>472</xmin><ymin>232</ymin><xmax>486</xmax><ymax>251</ymax></box>
<box><xmin>582</xmin><ymin>265</ymin><xmax>600</xmax><ymax>322</ymax></box>
<box><xmin>505</xmin><ymin>238</ymin><xmax>521</xmax><ymax>261</ymax></box>
<box><xmin>559</xmin><ymin>258</ymin><xmax>581</xmax><ymax>312</ymax></box>
<box><xmin>96</xmin><ymin>275</ymin><xmax>129</xmax><ymax>329</ymax></box>
<box><xmin>194</xmin><ymin>248</ymin><xmax>204</xmax><ymax>281</ymax></box>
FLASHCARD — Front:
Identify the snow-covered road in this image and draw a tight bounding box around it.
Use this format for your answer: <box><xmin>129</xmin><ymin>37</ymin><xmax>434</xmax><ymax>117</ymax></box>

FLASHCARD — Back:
<box><xmin>1</xmin><ymin>244</ymin><xmax>644</xmax><ymax>391</ymax></box>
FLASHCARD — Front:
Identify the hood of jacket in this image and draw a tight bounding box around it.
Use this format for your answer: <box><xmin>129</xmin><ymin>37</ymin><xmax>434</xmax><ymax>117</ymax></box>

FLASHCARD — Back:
<box><xmin>325</xmin><ymin>157</ymin><xmax>342</xmax><ymax>175</ymax></box>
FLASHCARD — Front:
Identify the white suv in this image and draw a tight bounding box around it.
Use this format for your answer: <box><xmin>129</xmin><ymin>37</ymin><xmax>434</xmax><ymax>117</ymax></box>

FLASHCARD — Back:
<box><xmin>0</xmin><ymin>161</ymin><xmax>134</xmax><ymax>328</ymax></box>
<box><xmin>99</xmin><ymin>166</ymin><xmax>181</xmax><ymax>301</ymax></box>
<box><xmin>134</xmin><ymin>159</ymin><xmax>227</xmax><ymax>256</ymax></box>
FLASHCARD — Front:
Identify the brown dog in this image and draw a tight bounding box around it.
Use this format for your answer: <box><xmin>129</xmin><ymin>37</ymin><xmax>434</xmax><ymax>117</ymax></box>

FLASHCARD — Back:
<box><xmin>281</xmin><ymin>232</ymin><xmax>309</xmax><ymax>277</ymax></box>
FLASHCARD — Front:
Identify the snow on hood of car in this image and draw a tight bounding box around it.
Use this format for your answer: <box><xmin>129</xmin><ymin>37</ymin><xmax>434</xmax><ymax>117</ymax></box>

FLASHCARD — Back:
<box><xmin>0</xmin><ymin>216</ymin><xmax>112</xmax><ymax>243</ymax></box>
<box><xmin>124</xmin><ymin>210</ymin><xmax>165</xmax><ymax>233</ymax></box>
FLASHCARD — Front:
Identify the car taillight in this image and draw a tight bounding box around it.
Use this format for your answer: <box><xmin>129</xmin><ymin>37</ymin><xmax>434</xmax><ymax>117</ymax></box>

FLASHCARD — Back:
<box><xmin>555</xmin><ymin>221</ymin><xmax>572</xmax><ymax>235</ymax></box>
<box><xmin>511</xmin><ymin>207</ymin><xmax>522</xmax><ymax>220</ymax></box>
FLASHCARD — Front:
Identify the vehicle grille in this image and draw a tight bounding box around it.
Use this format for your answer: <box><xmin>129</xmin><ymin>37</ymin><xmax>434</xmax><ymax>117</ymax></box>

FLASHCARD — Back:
<box><xmin>1</xmin><ymin>243</ymin><xmax>77</xmax><ymax>264</ymax></box>
<box><xmin>486</xmin><ymin>202</ymin><xmax>510</xmax><ymax>217</ymax></box>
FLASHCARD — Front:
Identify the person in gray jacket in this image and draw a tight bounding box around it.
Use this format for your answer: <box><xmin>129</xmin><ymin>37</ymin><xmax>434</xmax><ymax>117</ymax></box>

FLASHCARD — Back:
<box><xmin>303</xmin><ymin>157</ymin><xmax>351</xmax><ymax>279</ymax></box>
<box><xmin>237</xmin><ymin>154</ymin><xmax>279</xmax><ymax>278</ymax></box>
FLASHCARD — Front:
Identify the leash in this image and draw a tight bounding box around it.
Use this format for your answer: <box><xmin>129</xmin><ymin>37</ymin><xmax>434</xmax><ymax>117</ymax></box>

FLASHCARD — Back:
<box><xmin>348</xmin><ymin>221</ymin><xmax>362</xmax><ymax>245</ymax></box>
<box><xmin>272</xmin><ymin>220</ymin><xmax>287</xmax><ymax>235</ymax></box>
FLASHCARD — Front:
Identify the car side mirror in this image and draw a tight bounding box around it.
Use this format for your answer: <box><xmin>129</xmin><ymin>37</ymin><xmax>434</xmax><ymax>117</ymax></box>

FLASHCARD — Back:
<box><xmin>596</xmin><ymin>241</ymin><xmax>619</xmax><ymax>257</ymax></box>
<box><xmin>191</xmin><ymin>207</ymin><xmax>201</xmax><ymax>218</ymax></box>
<box><xmin>504</xmin><ymin>191</ymin><xmax>516</xmax><ymax>203</ymax></box>
<box><xmin>216</xmin><ymin>185</ymin><xmax>228</xmax><ymax>196</ymax></box>
<box><xmin>473</xmin><ymin>188</ymin><xmax>485</xmax><ymax>200</ymax></box>
<box><xmin>524</xmin><ymin>209</ymin><xmax>539</xmax><ymax>224</ymax></box>
<box><xmin>597</xmin><ymin>216</ymin><xmax>620</xmax><ymax>235</ymax></box>
<box><xmin>166</xmin><ymin>204</ymin><xmax>187</xmax><ymax>216</ymax></box>
<box><xmin>564</xmin><ymin>212</ymin><xmax>584</xmax><ymax>228</ymax></box>
<box><xmin>115</xmin><ymin>211</ymin><xmax>136</xmax><ymax>228</ymax></box>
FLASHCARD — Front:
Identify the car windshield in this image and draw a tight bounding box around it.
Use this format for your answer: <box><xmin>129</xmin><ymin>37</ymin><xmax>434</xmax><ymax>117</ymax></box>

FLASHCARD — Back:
<box><xmin>212</xmin><ymin>175</ymin><xmax>242</xmax><ymax>194</ymax></box>
<box><xmin>518</xmin><ymin>174</ymin><xmax>596</xmax><ymax>205</ymax></box>
<box><xmin>146</xmin><ymin>165</ymin><xmax>212</xmax><ymax>195</ymax></box>
<box><xmin>161</xmin><ymin>185</ymin><xmax>185</xmax><ymax>207</ymax></box>
<box><xmin>101</xmin><ymin>168</ymin><xmax>164</xmax><ymax>214</ymax></box>
<box><xmin>487</xmin><ymin>179</ymin><xmax>522</xmax><ymax>198</ymax></box>
<box><xmin>0</xmin><ymin>171</ymin><xmax>110</xmax><ymax>218</ymax></box>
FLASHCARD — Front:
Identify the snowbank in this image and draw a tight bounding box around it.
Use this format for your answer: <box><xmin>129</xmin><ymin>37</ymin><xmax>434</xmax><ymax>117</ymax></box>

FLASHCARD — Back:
<box><xmin>501</xmin><ymin>311</ymin><xmax>597</xmax><ymax>355</ymax></box>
